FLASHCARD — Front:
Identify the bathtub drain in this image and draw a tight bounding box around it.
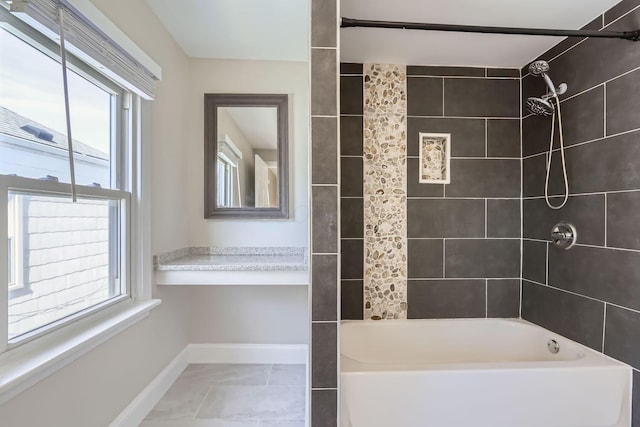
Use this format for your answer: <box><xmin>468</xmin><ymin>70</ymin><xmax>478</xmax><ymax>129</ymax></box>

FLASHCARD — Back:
<box><xmin>547</xmin><ymin>339</ymin><xmax>560</xmax><ymax>354</ymax></box>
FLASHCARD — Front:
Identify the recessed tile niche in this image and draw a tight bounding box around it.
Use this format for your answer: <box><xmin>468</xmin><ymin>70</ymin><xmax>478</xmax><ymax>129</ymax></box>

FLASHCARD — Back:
<box><xmin>419</xmin><ymin>132</ymin><xmax>451</xmax><ymax>184</ymax></box>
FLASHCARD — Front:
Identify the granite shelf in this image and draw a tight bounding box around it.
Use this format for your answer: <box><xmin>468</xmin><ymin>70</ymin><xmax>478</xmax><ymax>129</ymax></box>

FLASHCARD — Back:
<box><xmin>153</xmin><ymin>247</ymin><xmax>309</xmax><ymax>286</ymax></box>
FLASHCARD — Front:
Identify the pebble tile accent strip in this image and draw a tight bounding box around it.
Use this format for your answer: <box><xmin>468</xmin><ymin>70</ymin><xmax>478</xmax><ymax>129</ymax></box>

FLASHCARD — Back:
<box><xmin>363</xmin><ymin>64</ymin><xmax>408</xmax><ymax>319</ymax></box>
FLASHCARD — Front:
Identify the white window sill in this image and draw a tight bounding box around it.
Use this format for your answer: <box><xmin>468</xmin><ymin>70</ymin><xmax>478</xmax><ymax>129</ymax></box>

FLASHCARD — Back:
<box><xmin>0</xmin><ymin>298</ymin><xmax>161</xmax><ymax>405</ymax></box>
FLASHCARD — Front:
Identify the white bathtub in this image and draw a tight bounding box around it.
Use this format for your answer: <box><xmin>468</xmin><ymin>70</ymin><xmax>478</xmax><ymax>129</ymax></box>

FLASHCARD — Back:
<box><xmin>340</xmin><ymin>319</ymin><xmax>632</xmax><ymax>427</ymax></box>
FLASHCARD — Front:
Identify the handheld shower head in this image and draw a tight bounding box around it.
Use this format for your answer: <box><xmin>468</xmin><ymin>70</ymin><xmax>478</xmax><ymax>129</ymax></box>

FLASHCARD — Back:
<box><xmin>528</xmin><ymin>60</ymin><xmax>558</xmax><ymax>97</ymax></box>
<box><xmin>529</xmin><ymin>60</ymin><xmax>550</xmax><ymax>76</ymax></box>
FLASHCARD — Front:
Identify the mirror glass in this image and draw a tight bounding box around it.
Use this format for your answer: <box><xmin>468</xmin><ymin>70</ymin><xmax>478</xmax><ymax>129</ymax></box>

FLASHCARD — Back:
<box><xmin>216</xmin><ymin>106</ymin><xmax>279</xmax><ymax>208</ymax></box>
<box><xmin>205</xmin><ymin>94</ymin><xmax>288</xmax><ymax>219</ymax></box>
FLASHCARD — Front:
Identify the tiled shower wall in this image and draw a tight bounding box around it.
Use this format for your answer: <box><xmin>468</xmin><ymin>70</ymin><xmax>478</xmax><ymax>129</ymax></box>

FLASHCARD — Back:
<box><xmin>310</xmin><ymin>0</ymin><xmax>339</xmax><ymax>425</ymax></box>
<box><xmin>521</xmin><ymin>0</ymin><xmax>640</xmax><ymax>422</ymax></box>
<box><xmin>341</xmin><ymin>63</ymin><xmax>522</xmax><ymax>320</ymax></box>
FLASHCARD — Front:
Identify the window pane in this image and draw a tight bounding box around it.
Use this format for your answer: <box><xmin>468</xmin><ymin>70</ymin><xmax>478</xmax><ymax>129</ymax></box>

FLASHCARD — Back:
<box><xmin>7</xmin><ymin>191</ymin><xmax>123</xmax><ymax>340</ymax></box>
<box><xmin>0</xmin><ymin>28</ymin><xmax>114</xmax><ymax>188</ymax></box>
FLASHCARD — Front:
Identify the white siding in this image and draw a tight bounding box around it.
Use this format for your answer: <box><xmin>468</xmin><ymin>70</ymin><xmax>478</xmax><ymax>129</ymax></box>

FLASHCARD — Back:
<box><xmin>8</xmin><ymin>195</ymin><xmax>115</xmax><ymax>338</ymax></box>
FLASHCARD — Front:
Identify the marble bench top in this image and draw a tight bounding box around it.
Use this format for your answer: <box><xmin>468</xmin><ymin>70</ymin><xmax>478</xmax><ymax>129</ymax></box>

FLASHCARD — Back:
<box><xmin>153</xmin><ymin>247</ymin><xmax>308</xmax><ymax>272</ymax></box>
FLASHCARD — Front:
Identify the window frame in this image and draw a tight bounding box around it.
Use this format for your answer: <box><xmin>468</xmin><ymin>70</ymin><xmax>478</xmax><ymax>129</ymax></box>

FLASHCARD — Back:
<box><xmin>6</xmin><ymin>192</ymin><xmax>25</xmax><ymax>297</ymax></box>
<box><xmin>0</xmin><ymin>11</ymin><xmax>140</xmax><ymax>352</ymax></box>
<box><xmin>216</xmin><ymin>154</ymin><xmax>236</xmax><ymax>207</ymax></box>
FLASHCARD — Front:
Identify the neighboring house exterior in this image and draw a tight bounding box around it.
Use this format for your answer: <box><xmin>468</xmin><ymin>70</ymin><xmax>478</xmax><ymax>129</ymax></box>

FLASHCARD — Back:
<box><xmin>1</xmin><ymin>106</ymin><xmax>113</xmax><ymax>338</ymax></box>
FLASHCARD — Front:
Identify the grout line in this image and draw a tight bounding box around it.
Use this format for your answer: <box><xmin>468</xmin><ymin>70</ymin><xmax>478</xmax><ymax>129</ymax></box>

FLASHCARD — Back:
<box><xmin>408</xmin><ymin>237</ymin><xmax>521</xmax><ymax>240</ymax></box>
<box><xmin>522</xmin><ymin>278</ymin><xmax>550</xmax><ymax>287</ymax></box>
<box><xmin>604</xmin><ymin>193</ymin><xmax>608</xmax><ymax>248</ymax></box>
<box><xmin>552</xmin><ymin>82</ymin><xmax>603</xmax><ymax>106</ymax></box>
<box><xmin>604</xmin><ymin>4</ymin><xmax>640</xmax><ymax>28</ymax></box>
<box><xmin>193</xmin><ymin>386</ymin><xmax>213</xmax><ymax>419</ymax></box>
<box><xmin>520</xmin><ymin>71</ymin><xmax>524</xmax><ymax>319</ymax></box>
<box><xmin>485</xmin><ymin>118</ymin><xmax>488</xmax><ymax>157</ymax></box>
<box><xmin>526</xmin><ymin>279</ymin><xmax>640</xmax><ymax>314</ymax></box>
<box><xmin>574</xmin><ymin>242</ymin><xmax>640</xmax><ymax>254</ymax></box>
<box><xmin>442</xmin><ymin>78</ymin><xmax>445</xmax><ymax>116</ymax></box>
<box><xmin>409</xmin><ymin>277</ymin><xmax>520</xmax><ymax>281</ymax></box>
<box><xmin>442</xmin><ymin>239</ymin><xmax>446</xmax><ymax>278</ymax></box>
<box><xmin>547</xmin><ymin>34</ymin><xmax>589</xmax><ymax>65</ymax></box>
<box><xmin>522</xmin><ymin>127</ymin><xmax>640</xmax><ymax>160</ymax></box>
<box><xmin>602</xmin><ymin>303</ymin><xmax>608</xmax><ymax>352</ymax></box>
<box><xmin>545</xmin><ymin>242</ymin><xmax>549</xmax><ymax>285</ymax></box>
<box><xmin>561</xmin><ymin>66</ymin><xmax>640</xmax><ymax>106</ymax></box>
<box><xmin>524</xmin><ymin>188</ymin><xmax>640</xmax><ymax>199</ymax></box>
<box><xmin>604</xmin><ymin>83</ymin><xmax>607</xmax><ymax>137</ymax></box>
<box><xmin>484</xmin><ymin>199</ymin><xmax>488</xmax><ymax>238</ymax></box>
<box><xmin>408</xmin><ymin>115</ymin><xmax>519</xmax><ymax>120</ymax></box>
<box><xmin>523</xmin><ymin>237</ymin><xmax>550</xmax><ymax>243</ymax></box>
<box><xmin>485</xmin><ymin>279</ymin><xmax>488</xmax><ymax>318</ymax></box>
<box><xmin>602</xmin><ymin>13</ymin><xmax>605</xmax><ymax>29</ymax></box>
<box><xmin>408</xmin><ymin>74</ymin><xmax>519</xmax><ymax>81</ymax></box>
<box><xmin>408</xmin><ymin>156</ymin><xmax>522</xmax><ymax>160</ymax></box>
<box><xmin>266</xmin><ymin>364</ymin><xmax>274</xmax><ymax>386</ymax></box>
<box><xmin>409</xmin><ymin>196</ymin><xmax>521</xmax><ymax>200</ymax></box>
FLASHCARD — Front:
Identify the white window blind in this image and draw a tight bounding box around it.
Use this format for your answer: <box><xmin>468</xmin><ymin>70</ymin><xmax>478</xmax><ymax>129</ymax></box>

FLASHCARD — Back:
<box><xmin>3</xmin><ymin>0</ymin><xmax>159</xmax><ymax>99</ymax></box>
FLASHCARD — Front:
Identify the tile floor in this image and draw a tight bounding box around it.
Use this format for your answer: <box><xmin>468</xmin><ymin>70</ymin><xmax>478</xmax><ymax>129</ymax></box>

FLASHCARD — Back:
<box><xmin>140</xmin><ymin>364</ymin><xmax>306</xmax><ymax>427</ymax></box>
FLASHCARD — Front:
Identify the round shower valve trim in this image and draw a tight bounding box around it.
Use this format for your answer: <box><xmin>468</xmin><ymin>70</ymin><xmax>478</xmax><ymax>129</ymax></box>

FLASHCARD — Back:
<box><xmin>551</xmin><ymin>222</ymin><xmax>577</xmax><ymax>250</ymax></box>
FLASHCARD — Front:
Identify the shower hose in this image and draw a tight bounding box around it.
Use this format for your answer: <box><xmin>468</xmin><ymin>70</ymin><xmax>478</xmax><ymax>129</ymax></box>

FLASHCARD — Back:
<box><xmin>545</xmin><ymin>95</ymin><xmax>569</xmax><ymax>210</ymax></box>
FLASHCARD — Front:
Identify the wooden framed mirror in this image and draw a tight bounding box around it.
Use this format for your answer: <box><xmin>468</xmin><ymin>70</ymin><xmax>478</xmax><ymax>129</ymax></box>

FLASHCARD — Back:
<box><xmin>204</xmin><ymin>94</ymin><xmax>289</xmax><ymax>218</ymax></box>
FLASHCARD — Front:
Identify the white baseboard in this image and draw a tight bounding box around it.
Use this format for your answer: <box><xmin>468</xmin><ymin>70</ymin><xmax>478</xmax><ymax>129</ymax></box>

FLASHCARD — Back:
<box><xmin>187</xmin><ymin>343</ymin><xmax>308</xmax><ymax>364</ymax></box>
<box><xmin>111</xmin><ymin>343</ymin><xmax>308</xmax><ymax>426</ymax></box>
<box><xmin>109</xmin><ymin>347</ymin><xmax>189</xmax><ymax>427</ymax></box>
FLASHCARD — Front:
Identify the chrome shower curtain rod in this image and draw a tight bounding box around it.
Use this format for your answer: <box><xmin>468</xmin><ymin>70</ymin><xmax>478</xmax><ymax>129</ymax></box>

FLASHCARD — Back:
<box><xmin>340</xmin><ymin>18</ymin><xmax>640</xmax><ymax>41</ymax></box>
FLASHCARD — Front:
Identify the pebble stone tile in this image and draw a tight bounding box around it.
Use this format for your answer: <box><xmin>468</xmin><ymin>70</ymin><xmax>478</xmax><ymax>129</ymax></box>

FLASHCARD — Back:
<box><xmin>420</xmin><ymin>135</ymin><xmax>449</xmax><ymax>182</ymax></box>
<box><xmin>363</xmin><ymin>63</ymin><xmax>408</xmax><ymax>320</ymax></box>
<box><xmin>140</xmin><ymin>364</ymin><xmax>306</xmax><ymax>427</ymax></box>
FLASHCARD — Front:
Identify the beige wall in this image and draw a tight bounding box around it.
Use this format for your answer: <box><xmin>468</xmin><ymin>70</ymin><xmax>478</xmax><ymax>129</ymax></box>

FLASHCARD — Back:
<box><xmin>187</xmin><ymin>58</ymin><xmax>309</xmax><ymax>247</ymax></box>
<box><xmin>0</xmin><ymin>0</ymin><xmax>192</xmax><ymax>425</ymax></box>
<box><xmin>189</xmin><ymin>286</ymin><xmax>309</xmax><ymax>344</ymax></box>
<box><xmin>185</xmin><ymin>59</ymin><xmax>310</xmax><ymax>345</ymax></box>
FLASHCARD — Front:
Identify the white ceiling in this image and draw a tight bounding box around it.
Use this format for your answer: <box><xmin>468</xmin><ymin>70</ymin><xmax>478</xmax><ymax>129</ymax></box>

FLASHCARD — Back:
<box><xmin>341</xmin><ymin>0</ymin><xmax>622</xmax><ymax>68</ymax></box>
<box><xmin>224</xmin><ymin>107</ymin><xmax>278</xmax><ymax>150</ymax></box>
<box><xmin>146</xmin><ymin>0</ymin><xmax>309</xmax><ymax>62</ymax></box>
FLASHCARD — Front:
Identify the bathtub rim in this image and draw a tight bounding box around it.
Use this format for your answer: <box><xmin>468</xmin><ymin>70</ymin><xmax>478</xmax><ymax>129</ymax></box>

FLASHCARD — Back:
<box><xmin>340</xmin><ymin>317</ymin><xmax>632</xmax><ymax>373</ymax></box>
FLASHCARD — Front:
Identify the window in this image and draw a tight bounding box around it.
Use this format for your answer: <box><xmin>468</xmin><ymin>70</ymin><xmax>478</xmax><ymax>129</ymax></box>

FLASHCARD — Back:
<box><xmin>216</xmin><ymin>155</ymin><xmax>236</xmax><ymax>207</ymax></box>
<box><xmin>0</xmin><ymin>8</ymin><xmax>131</xmax><ymax>345</ymax></box>
<box><xmin>0</xmin><ymin>24</ymin><xmax>118</xmax><ymax>188</ymax></box>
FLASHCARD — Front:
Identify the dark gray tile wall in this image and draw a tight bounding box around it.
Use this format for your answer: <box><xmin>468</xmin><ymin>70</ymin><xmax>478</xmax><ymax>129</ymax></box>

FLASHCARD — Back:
<box><xmin>520</xmin><ymin>1</ymin><xmax>640</xmax><ymax>419</ymax></box>
<box><xmin>340</xmin><ymin>64</ymin><xmax>522</xmax><ymax>320</ymax></box>
<box><xmin>406</xmin><ymin>67</ymin><xmax>521</xmax><ymax>319</ymax></box>
<box><xmin>339</xmin><ymin>64</ymin><xmax>364</xmax><ymax>320</ymax></box>
<box><xmin>310</xmin><ymin>0</ymin><xmax>339</xmax><ymax>424</ymax></box>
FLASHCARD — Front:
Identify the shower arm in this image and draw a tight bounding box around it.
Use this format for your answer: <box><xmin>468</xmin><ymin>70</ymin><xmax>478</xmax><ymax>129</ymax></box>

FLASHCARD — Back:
<box><xmin>340</xmin><ymin>18</ymin><xmax>640</xmax><ymax>41</ymax></box>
